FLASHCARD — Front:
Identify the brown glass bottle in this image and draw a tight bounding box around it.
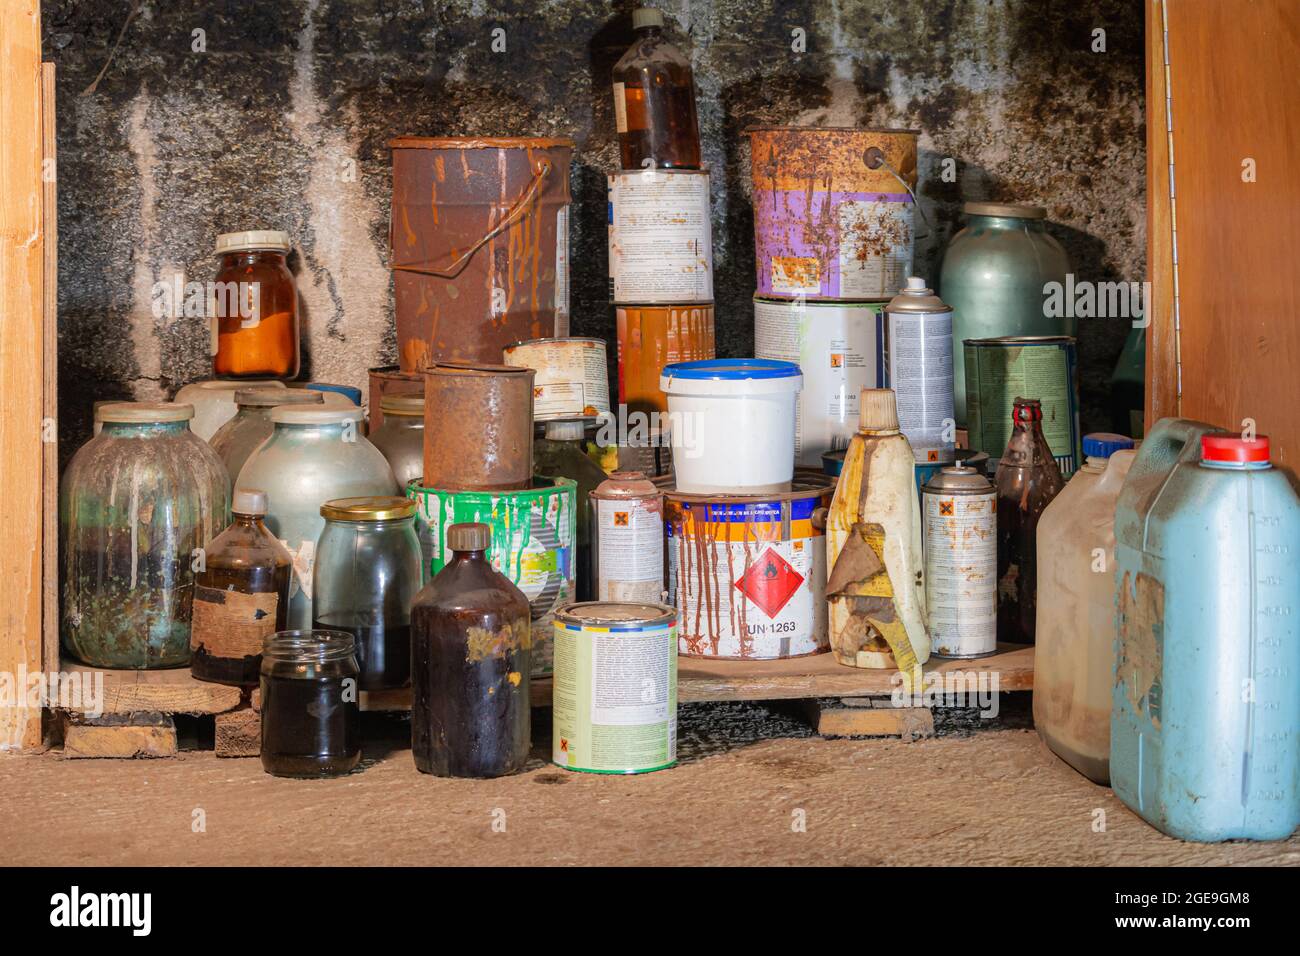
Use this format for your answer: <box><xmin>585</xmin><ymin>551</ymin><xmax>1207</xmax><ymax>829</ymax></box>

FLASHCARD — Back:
<box><xmin>995</xmin><ymin>398</ymin><xmax>1065</xmax><ymax>644</ymax></box>
<box><xmin>612</xmin><ymin>8</ymin><xmax>701</xmax><ymax>170</ymax></box>
<box><xmin>190</xmin><ymin>489</ymin><xmax>293</xmax><ymax>686</ymax></box>
<box><xmin>410</xmin><ymin>522</ymin><xmax>532</xmax><ymax>778</ymax></box>
<box><xmin>212</xmin><ymin>230</ymin><xmax>300</xmax><ymax>379</ymax></box>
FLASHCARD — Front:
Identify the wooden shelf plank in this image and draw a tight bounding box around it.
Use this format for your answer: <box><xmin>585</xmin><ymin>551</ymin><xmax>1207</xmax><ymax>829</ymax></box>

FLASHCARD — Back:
<box><xmin>60</xmin><ymin>661</ymin><xmax>244</xmax><ymax>716</ymax></box>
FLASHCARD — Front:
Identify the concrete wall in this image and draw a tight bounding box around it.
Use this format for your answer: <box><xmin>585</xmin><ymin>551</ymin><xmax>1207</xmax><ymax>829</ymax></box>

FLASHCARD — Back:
<box><xmin>43</xmin><ymin>0</ymin><xmax>1145</xmax><ymax>460</ymax></box>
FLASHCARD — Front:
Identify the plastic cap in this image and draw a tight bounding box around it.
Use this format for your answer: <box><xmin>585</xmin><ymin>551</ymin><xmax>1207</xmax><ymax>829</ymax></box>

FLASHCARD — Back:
<box><xmin>545</xmin><ymin>420</ymin><xmax>586</xmax><ymax>441</ymax></box>
<box><xmin>860</xmin><ymin>388</ymin><xmax>899</xmax><ymax>431</ymax></box>
<box><xmin>379</xmin><ymin>393</ymin><xmax>424</xmax><ymax>416</ymax></box>
<box><xmin>1201</xmin><ymin>434</ymin><xmax>1270</xmax><ymax>464</ymax></box>
<box><xmin>97</xmin><ymin>401</ymin><xmax>193</xmax><ymax>424</ymax></box>
<box><xmin>886</xmin><ymin>277</ymin><xmax>950</xmax><ymax>314</ymax></box>
<box><xmin>448</xmin><ymin>522</ymin><xmax>492</xmax><ymax>552</ymax></box>
<box><xmin>232</xmin><ymin>489</ymin><xmax>269</xmax><ymax>515</ymax></box>
<box><xmin>305</xmin><ymin>383</ymin><xmax>362</xmax><ymax>406</ymax></box>
<box><xmin>215</xmin><ymin>230</ymin><xmax>291</xmax><ymax>255</ymax></box>
<box><xmin>1011</xmin><ymin>397</ymin><xmax>1042</xmax><ymax>423</ymax></box>
<box><xmin>633</xmin><ymin>7</ymin><xmax>664</xmax><ymax>29</ymax></box>
<box><xmin>235</xmin><ymin>387</ymin><xmax>323</xmax><ymax>408</ymax></box>
<box><xmin>1082</xmin><ymin>432</ymin><xmax>1136</xmax><ymax>459</ymax></box>
<box><xmin>661</xmin><ymin>359</ymin><xmax>800</xmax><ymax>380</ymax></box>
<box><xmin>270</xmin><ymin>405</ymin><xmax>365</xmax><ymax>425</ymax></box>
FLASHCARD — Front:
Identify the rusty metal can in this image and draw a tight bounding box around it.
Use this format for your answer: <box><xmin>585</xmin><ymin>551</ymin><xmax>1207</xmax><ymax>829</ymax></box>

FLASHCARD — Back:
<box><xmin>922</xmin><ymin>464</ymin><xmax>997</xmax><ymax>659</ymax></box>
<box><xmin>608</xmin><ymin>169</ymin><xmax>713</xmax><ymax>304</ymax></box>
<box><xmin>616</xmin><ymin>303</ymin><xmax>715</xmax><ymax>415</ymax></box>
<box><xmin>389</xmin><ymin>136</ymin><xmax>574</xmax><ymax>371</ymax></box>
<box><xmin>422</xmin><ymin>362</ymin><xmax>534</xmax><ymax>491</ymax></box>
<box><xmin>748</xmin><ymin>127</ymin><xmax>918</xmax><ymax>299</ymax></box>
<box><xmin>502</xmin><ymin>336</ymin><xmax>610</xmax><ymax>422</ymax></box>
<box><xmin>665</xmin><ymin>475</ymin><xmax>833</xmax><ymax>659</ymax></box>
<box><xmin>591</xmin><ymin>471</ymin><xmax>664</xmax><ymax>604</ymax></box>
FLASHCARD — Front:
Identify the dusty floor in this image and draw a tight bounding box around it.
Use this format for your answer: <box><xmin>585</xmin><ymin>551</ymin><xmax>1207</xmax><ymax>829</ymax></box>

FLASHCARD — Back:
<box><xmin>3</xmin><ymin>701</ymin><xmax>1298</xmax><ymax>866</ymax></box>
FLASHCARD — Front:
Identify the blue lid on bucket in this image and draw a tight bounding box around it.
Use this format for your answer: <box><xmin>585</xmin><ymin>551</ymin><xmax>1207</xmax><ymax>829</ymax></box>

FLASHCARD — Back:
<box><xmin>1082</xmin><ymin>432</ymin><xmax>1135</xmax><ymax>459</ymax></box>
<box><xmin>661</xmin><ymin>359</ymin><xmax>801</xmax><ymax>380</ymax></box>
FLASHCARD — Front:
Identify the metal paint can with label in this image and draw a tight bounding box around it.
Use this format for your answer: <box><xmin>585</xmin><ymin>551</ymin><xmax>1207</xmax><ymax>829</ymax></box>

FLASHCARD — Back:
<box><xmin>552</xmin><ymin>601</ymin><xmax>678</xmax><ymax>774</ymax></box>
<box><xmin>608</xmin><ymin>169</ymin><xmax>713</xmax><ymax>304</ymax></box>
<box><xmin>502</xmin><ymin>336</ymin><xmax>611</xmax><ymax>422</ymax></box>
<box><xmin>616</xmin><ymin>303</ymin><xmax>716</xmax><ymax>415</ymax></box>
<box><xmin>922</xmin><ymin>464</ymin><xmax>997</xmax><ymax>659</ymax></box>
<box><xmin>591</xmin><ymin>471</ymin><xmax>664</xmax><ymax>604</ymax></box>
<box><xmin>754</xmin><ymin>295</ymin><xmax>886</xmax><ymax>467</ymax></box>
<box><xmin>883</xmin><ymin>278</ymin><xmax>956</xmax><ymax>464</ymax></box>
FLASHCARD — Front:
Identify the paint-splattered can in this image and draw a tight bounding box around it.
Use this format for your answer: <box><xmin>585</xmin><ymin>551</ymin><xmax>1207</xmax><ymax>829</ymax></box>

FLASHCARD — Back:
<box><xmin>748</xmin><ymin>127</ymin><xmax>918</xmax><ymax>299</ymax></box>
<box><xmin>884</xmin><ymin>278</ymin><xmax>956</xmax><ymax>464</ymax></box>
<box><xmin>754</xmin><ymin>295</ymin><xmax>886</xmax><ymax>467</ymax></box>
<box><xmin>922</xmin><ymin>464</ymin><xmax>997</xmax><ymax>659</ymax></box>
<box><xmin>502</xmin><ymin>336</ymin><xmax>611</xmax><ymax>422</ymax></box>
<box><xmin>964</xmin><ymin>336</ymin><xmax>1081</xmax><ymax>477</ymax></box>
<box><xmin>608</xmin><ymin>169</ymin><xmax>713</xmax><ymax>304</ymax></box>
<box><xmin>665</xmin><ymin>476</ymin><xmax>833</xmax><ymax>659</ymax></box>
<box><xmin>616</xmin><ymin>303</ymin><xmax>716</xmax><ymax>415</ymax></box>
<box><xmin>591</xmin><ymin>471</ymin><xmax>664</xmax><ymax>604</ymax></box>
<box><xmin>552</xmin><ymin>601</ymin><xmax>677</xmax><ymax>774</ymax></box>
<box><xmin>408</xmin><ymin>477</ymin><xmax>576</xmax><ymax>676</ymax></box>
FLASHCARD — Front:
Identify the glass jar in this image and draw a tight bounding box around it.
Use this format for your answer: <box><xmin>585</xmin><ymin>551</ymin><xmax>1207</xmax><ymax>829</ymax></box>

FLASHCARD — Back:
<box><xmin>209</xmin><ymin>387</ymin><xmax>324</xmax><ymax>483</ymax></box>
<box><xmin>368</xmin><ymin>393</ymin><xmax>424</xmax><ymax>489</ymax></box>
<box><xmin>312</xmin><ymin>496</ymin><xmax>423</xmax><ymax>691</ymax></box>
<box><xmin>61</xmin><ymin>402</ymin><xmax>230</xmax><ymax>668</ymax></box>
<box><xmin>410</xmin><ymin>522</ymin><xmax>532</xmax><ymax>778</ymax></box>
<box><xmin>190</xmin><ymin>489</ymin><xmax>294</xmax><ymax>686</ymax></box>
<box><xmin>611</xmin><ymin>7</ymin><xmax>701</xmax><ymax>170</ymax></box>
<box><xmin>211</xmin><ymin>230</ymin><xmax>300</xmax><ymax>379</ymax></box>
<box><xmin>174</xmin><ymin>379</ymin><xmax>285</xmax><ymax>441</ymax></box>
<box><xmin>237</xmin><ymin>406</ymin><xmax>399</xmax><ymax>630</ymax></box>
<box><xmin>259</xmin><ymin>629</ymin><xmax>361</xmax><ymax>777</ymax></box>
<box><xmin>534</xmin><ymin>419</ymin><xmax>606</xmax><ymax>601</ymax></box>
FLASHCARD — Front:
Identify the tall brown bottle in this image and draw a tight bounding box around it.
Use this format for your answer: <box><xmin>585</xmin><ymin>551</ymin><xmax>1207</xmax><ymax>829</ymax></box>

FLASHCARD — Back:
<box><xmin>409</xmin><ymin>522</ymin><xmax>532</xmax><ymax>778</ymax></box>
<box><xmin>995</xmin><ymin>397</ymin><xmax>1065</xmax><ymax>644</ymax></box>
<box><xmin>611</xmin><ymin>8</ymin><xmax>701</xmax><ymax>169</ymax></box>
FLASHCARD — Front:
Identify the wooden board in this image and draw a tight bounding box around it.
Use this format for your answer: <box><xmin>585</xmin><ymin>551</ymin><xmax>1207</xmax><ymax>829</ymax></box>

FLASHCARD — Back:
<box><xmin>806</xmin><ymin>702</ymin><xmax>935</xmax><ymax>739</ymax></box>
<box><xmin>61</xmin><ymin>712</ymin><xmax>177</xmax><ymax>759</ymax></box>
<box><xmin>1144</xmin><ymin>0</ymin><xmax>1178</xmax><ymax>425</ymax></box>
<box><xmin>60</xmin><ymin>661</ymin><xmax>244</xmax><ymax>716</ymax></box>
<box><xmin>41</xmin><ymin>62</ymin><xmax>59</xmax><ymax>682</ymax></box>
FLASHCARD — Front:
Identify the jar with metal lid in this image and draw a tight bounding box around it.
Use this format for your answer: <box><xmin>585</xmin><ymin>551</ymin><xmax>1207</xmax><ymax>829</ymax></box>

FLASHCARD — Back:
<box><xmin>212</xmin><ymin>230</ymin><xmax>300</xmax><ymax>380</ymax></box>
<box><xmin>237</xmin><ymin>405</ymin><xmax>399</xmax><ymax>629</ymax></box>
<box><xmin>61</xmin><ymin>401</ymin><xmax>230</xmax><ymax>668</ymax></box>
<box><xmin>209</xmin><ymin>387</ymin><xmax>324</xmax><ymax>482</ymax></box>
<box><xmin>259</xmin><ymin>629</ymin><xmax>361</xmax><ymax>777</ymax></box>
<box><xmin>312</xmin><ymin>496</ymin><xmax>423</xmax><ymax>690</ymax></box>
<box><xmin>367</xmin><ymin>393</ymin><xmax>424</xmax><ymax>488</ymax></box>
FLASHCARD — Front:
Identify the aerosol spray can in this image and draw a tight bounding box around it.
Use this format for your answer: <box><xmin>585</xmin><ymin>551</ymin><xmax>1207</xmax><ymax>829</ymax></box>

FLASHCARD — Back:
<box><xmin>922</xmin><ymin>463</ymin><xmax>997</xmax><ymax>658</ymax></box>
<box><xmin>884</xmin><ymin>277</ymin><xmax>956</xmax><ymax>464</ymax></box>
<box><xmin>590</xmin><ymin>471</ymin><xmax>664</xmax><ymax>603</ymax></box>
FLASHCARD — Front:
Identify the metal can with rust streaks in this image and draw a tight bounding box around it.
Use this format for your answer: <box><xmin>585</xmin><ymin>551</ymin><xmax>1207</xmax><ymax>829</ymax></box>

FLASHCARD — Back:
<box><xmin>922</xmin><ymin>464</ymin><xmax>997</xmax><ymax>659</ymax></box>
<box><xmin>422</xmin><ymin>362</ymin><xmax>535</xmax><ymax>492</ymax></box>
<box><xmin>748</xmin><ymin>127</ymin><xmax>918</xmax><ymax>300</ymax></box>
<box><xmin>591</xmin><ymin>471</ymin><xmax>664</xmax><ymax>604</ymax></box>
<box><xmin>616</xmin><ymin>303</ymin><xmax>716</xmax><ymax>415</ymax></box>
<box><xmin>665</xmin><ymin>475</ymin><xmax>833</xmax><ymax>659</ymax></box>
<box><xmin>502</xmin><ymin>336</ymin><xmax>611</xmax><ymax>422</ymax></box>
<box><xmin>608</xmin><ymin>169</ymin><xmax>713</xmax><ymax>304</ymax></box>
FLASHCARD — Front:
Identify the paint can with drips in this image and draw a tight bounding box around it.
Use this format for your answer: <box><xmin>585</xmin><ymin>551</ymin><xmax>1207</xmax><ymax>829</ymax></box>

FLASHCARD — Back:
<box><xmin>883</xmin><ymin>277</ymin><xmax>956</xmax><ymax>464</ymax></box>
<box><xmin>922</xmin><ymin>464</ymin><xmax>997</xmax><ymax>659</ymax></box>
<box><xmin>616</xmin><ymin>303</ymin><xmax>716</xmax><ymax>415</ymax></box>
<box><xmin>503</xmin><ymin>336</ymin><xmax>611</xmax><ymax>422</ymax></box>
<box><xmin>591</xmin><ymin>471</ymin><xmax>664</xmax><ymax>604</ymax></box>
<box><xmin>608</xmin><ymin>169</ymin><xmax>713</xmax><ymax>304</ymax></box>
<box><xmin>552</xmin><ymin>602</ymin><xmax>677</xmax><ymax>775</ymax></box>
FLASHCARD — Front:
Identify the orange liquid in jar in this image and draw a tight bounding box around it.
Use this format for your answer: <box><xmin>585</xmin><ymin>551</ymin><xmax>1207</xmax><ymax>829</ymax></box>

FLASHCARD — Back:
<box><xmin>212</xmin><ymin>250</ymin><xmax>300</xmax><ymax>379</ymax></box>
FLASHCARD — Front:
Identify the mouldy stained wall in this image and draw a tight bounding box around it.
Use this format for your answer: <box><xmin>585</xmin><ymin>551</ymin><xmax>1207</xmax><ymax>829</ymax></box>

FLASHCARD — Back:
<box><xmin>42</xmin><ymin>0</ymin><xmax>1145</xmax><ymax>462</ymax></box>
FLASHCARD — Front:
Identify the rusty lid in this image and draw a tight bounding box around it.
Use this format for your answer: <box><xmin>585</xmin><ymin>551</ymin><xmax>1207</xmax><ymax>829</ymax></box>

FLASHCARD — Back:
<box><xmin>592</xmin><ymin>471</ymin><xmax>660</xmax><ymax>499</ymax></box>
<box><xmin>744</xmin><ymin>125</ymin><xmax>920</xmax><ymax>136</ymax></box>
<box><xmin>389</xmin><ymin>136</ymin><xmax>575</xmax><ymax>150</ymax></box>
<box><xmin>425</xmin><ymin>361</ymin><xmax>534</xmax><ymax>378</ymax></box>
<box><xmin>923</xmin><ymin>464</ymin><xmax>992</xmax><ymax>495</ymax></box>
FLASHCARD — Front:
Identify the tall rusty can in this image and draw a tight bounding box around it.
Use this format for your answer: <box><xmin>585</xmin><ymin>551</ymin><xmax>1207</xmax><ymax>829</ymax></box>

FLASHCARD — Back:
<box><xmin>389</xmin><ymin>136</ymin><xmax>574</xmax><ymax>371</ymax></box>
<box><xmin>616</xmin><ymin>303</ymin><xmax>715</xmax><ymax>415</ymax></box>
<box><xmin>590</xmin><ymin>471</ymin><xmax>664</xmax><ymax>604</ymax></box>
<box><xmin>422</xmin><ymin>362</ymin><xmax>534</xmax><ymax>491</ymax></box>
<box><xmin>922</xmin><ymin>464</ymin><xmax>997</xmax><ymax>659</ymax></box>
<box><xmin>748</xmin><ymin>127</ymin><xmax>918</xmax><ymax>299</ymax></box>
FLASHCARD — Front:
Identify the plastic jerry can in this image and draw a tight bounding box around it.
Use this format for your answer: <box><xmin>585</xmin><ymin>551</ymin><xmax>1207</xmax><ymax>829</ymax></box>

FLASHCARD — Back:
<box><xmin>1033</xmin><ymin>433</ymin><xmax>1136</xmax><ymax>784</ymax></box>
<box><xmin>1112</xmin><ymin>422</ymin><xmax>1300</xmax><ymax>841</ymax></box>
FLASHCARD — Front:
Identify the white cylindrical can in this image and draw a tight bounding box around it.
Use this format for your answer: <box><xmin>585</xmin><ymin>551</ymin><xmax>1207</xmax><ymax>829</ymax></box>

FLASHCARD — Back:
<box><xmin>922</xmin><ymin>464</ymin><xmax>997</xmax><ymax>658</ymax></box>
<box><xmin>884</xmin><ymin>277</ymin><xmax>956</xmax><ymax>464</ymax></box>
<box><xmin>608</xmin><ymin>169</ymin><xmax>713</xmax><ymax>304</ymax></box>
<box><xmin>502</xmin><ymin>336</ymin><xmax>610</xmax><ymax>422</ymax></box>
<box><xmin>591</xmin><ymin>471</ymin><xmax>664</xmax><ymax>604</ymax></box>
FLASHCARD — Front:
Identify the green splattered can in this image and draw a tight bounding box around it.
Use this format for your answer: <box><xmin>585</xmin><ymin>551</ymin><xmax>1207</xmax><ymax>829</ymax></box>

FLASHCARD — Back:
<box><xmin>552</xmin><ymin>602</ymin><xmax>677</xmax><ymax>774</ymax></box>
<box><xmin>407</xmin><ymin>477</ymin><xmax>576</xmax><ymax>675</ymax></box>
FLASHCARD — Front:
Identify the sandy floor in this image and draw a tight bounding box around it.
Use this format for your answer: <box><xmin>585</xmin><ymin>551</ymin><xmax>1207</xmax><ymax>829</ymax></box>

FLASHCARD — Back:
<box><xmin>3</xmin><ymin>710</ymin><xmax>1297</xmax><ymax>866</ymax></box>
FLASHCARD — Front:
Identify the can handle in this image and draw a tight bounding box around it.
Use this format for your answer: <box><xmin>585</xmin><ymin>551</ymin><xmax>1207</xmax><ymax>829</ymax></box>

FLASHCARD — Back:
<box><xmin>863</xmin><ymin>146</ymin><xmax>932</xmax><ymax>241</ymax></box>
<box><xmin>390</xmin><ymin>158</ymin><xmax>554</xmax><ymax>280</ymax></box>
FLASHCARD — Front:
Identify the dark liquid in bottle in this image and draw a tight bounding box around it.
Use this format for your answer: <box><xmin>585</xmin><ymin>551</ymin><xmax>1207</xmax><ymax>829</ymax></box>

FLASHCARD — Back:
<box><xmin>259</xmin><ymin>673</ymin><xmax>360</xmax><ymax>778</ymax></box>
<box><xmin>313</xmin><ymin>612</ymin><xmax>411</xmax><ymax>691</ymax></box>
<box><xmin>192</xmin><ymin>561</ymin><xmax>291</xmax><ymax>686</ymax></box>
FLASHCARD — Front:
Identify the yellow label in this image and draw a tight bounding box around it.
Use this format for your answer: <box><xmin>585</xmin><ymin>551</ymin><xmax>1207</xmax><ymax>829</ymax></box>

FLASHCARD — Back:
<box><xmin>612</xmin><ymin>82</ymin><xmax>628</xmax><ymax>134</ymax></box>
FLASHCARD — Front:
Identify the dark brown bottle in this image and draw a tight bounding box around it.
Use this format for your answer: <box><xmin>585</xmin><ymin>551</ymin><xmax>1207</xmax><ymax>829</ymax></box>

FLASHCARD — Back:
<box><xmin>612</xmin><ymin>7</ymin><xmax>701</xmax><ymax>170</ymax></box>
<box><xmin>995</xmin><ymin>397</ymin><xmax>1065</xmax><ymax>644</ymax></box>
<box><xmin>190</xmin><ymin>489</ymin><xmax>293</xmax><ymax>685</ymax></box>
<box><xmin>410</xmin><ymin>522</ymin><xmax>532</xmax><ymax>778</ymax></box>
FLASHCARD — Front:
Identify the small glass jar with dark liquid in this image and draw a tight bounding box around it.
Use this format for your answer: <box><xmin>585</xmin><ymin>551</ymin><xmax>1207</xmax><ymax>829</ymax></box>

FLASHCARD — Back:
<box><xmin>611</xmin><ymin>7</ymin><xmax>701</xmax><ymax>170</ymax></box>
<box><xmin>259</xmin><ymin>630</ymin><xmax>361</xmax><ymax>778</ymax></box>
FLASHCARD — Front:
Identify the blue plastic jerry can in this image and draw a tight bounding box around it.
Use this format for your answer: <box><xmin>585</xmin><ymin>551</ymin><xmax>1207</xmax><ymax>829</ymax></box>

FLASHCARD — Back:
<box><xmin>1112</xmin><ymin>419</ymin><xmax>1300</xmax><ymax>841</ymax></box>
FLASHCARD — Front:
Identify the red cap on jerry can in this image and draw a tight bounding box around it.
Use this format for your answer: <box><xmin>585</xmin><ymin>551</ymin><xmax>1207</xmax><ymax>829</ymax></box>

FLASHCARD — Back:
<box><xmin>1201</xmin><ymin>434</ymin><xmax>1270</xmax><ymax>463</ymax></box>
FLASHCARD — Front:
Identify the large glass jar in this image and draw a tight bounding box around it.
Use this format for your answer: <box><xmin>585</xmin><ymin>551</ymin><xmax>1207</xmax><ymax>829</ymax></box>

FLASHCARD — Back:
<box><xmin>212</xmin><ymin>230</ymin><xmax>300</xmax><ymax>380</ymax></box>
<box><xmin>939</xmin><ymin>203</ymin><xmax>1071</xmax><ymax>425</ymax></box>
<box><xmin>174</xmin><ymin>379</ymin><xmax>285</xmax><ymax>441</ymax></box>
<box><xmin>236</xmin><ymin>405</ymin><xmax>398</xmax><ymax>629</ymax></box>
<box><xmin>61</xmin><ymin>402</ymin><xmax>230</xmax><ymax>668</ymax></box>
<box><xmin>209</xmin><ymin>387</ymin><xmax>324</xmax><ymax>483</ymax></box>
<box><xmin>367</xmin><ymin>393</ymin><xmax>424</xmax><ymax>489</ymax></box>
<box><xmin>259</xmin><ymin>629</ymin><xmax>361</xmax><ymax>778</ymax></box>
<box><xmin>312</xmin><ymin>496</ymin><xmax>423</xmax><ymax>690</ymax></box>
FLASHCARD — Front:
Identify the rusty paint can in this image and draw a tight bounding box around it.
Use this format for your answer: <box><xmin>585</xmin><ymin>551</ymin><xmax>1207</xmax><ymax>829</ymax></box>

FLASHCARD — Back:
<box><xmin>591</xmin><ymin>471</ymin><xmax>664</xmax><ymax>604</ymax></box>
<box><xmin>748</xmin><ymin>127</ymin><xmax>918</xmax><ymax>299</ymax></box>
<box><xmin>389</xmin><ymin>136</ymin><xmax>574</xmax><ymax>371</ymax></box>
<box><xmin>422</xmin><ymin>362</ymin><xmax>534</xmax><ymax>491</ymax></box>
<box><xmin>502</xmin><ymin>336</ymin><xmax>610</xmax><ymax>422</ymax></box>
<box><xmin>608</xmin><ymin>169</ymin><xmax>713</xmax><ymax>304</ymax></box>
<box><xmin>367</xmin><ymin>365</ymin><xmax>423</xmax><ymax>433</ymax></box>
<box><xmin>616</xmin><ymin>303</ymin><xmax>716</xmax><ymax>415</ymax></box>
<box><xmin>665</xmin><ymin>475</ymin><xmax>833</xmax><ymax>659</ymax></box>
<box><xmin>922</xmin><ymin>464</ymin><xmax>997</xmax><ymax>659</ymax></box>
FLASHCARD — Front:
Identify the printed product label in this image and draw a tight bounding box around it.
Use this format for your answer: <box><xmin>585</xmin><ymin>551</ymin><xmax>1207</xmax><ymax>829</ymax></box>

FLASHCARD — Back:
<box><xmin>965</xmin><ymin>342</ymin><xmax>1076</xmax><ymax>468</ymax></box>
<box><xmin>555</xmin><ymin>205</ymin><xmax>570</xmax><ymax>325</ymax></box>
<box><xmin>612</xmin><ymin>82</ymin><xmax>629</xmax><ymax>134</ymax></box>
<box><xmin>886</xmin><ymin>311</ymin><xmax>956</xmax><ymax>462</ymax></box>
<box><xmin>923</xmin><ymin>491</ymin><xmax>997</xmax><ymax>657</ymax></box>
<box><xmin>596</xmin><ymin>497</ymin><xmax>664</xmax><ymax>603</ymax></box>
<box><xmin>608</xmin><ymin>172</ymin><xmax>713</xmax><ymax>302</ymax></box>
<box><xmin>505</xmin><ymin>340</ymin><xmax>610</xmax><ymax>420</ymax></box>
<box><xmin>770</xmin><ymin>257</ymin><xmax>821</xmax><ymax>295</ymax></box>
<box><xmin>552</xmin><ymin>619</ymin><xmax>677</xmax><ymax>773</ymax></box>
<box><xmin>837</xmin><ymin>199</ymin><xmax>914</xmax><ymax>298</ymax></box>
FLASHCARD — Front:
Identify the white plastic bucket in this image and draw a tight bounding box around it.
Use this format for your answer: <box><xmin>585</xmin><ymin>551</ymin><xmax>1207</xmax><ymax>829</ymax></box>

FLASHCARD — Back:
<box><xmin>660</xmin><ymin>359</ymin><xmax>802</xmax><ymax>493</ymax></box>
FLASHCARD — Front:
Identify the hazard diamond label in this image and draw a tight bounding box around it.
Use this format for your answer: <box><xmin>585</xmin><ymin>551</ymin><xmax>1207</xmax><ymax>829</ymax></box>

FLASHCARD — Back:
<box><xmin>735</xmin><ymin>547</ymin><xmax>805</xmax><ymax>618</ymax></box>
